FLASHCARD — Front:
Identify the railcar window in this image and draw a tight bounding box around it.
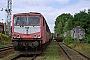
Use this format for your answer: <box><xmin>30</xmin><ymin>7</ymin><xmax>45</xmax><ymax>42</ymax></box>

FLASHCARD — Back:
<box><xmin>0</xmin><ymin>28</ymin><xmax>3</xmax><ymax>31</ymax></box>
<box><xmin>14</xmin><ymin>17</ymin><xmax>27</xmax><ymax>25</ymax></box>
<box><xmin>28</xmin><ymin>17</ymin><xmax>40</xmax><ymax>25</ymax></box>
<box><xmin>80</xmin><ymin>30</ymin><xmax>85</xmax><ymax>33</ymax></box>
<box><xmin>76</xmin><ymin>30</ymin><xmax>80</xmax><ymax>33</ymax></box>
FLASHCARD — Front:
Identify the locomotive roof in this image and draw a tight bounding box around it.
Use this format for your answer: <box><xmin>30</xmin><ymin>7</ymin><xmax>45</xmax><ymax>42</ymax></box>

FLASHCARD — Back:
<box><xmin>14</xmin><ymin>12</ymin><xmax>43</xmax><ymax>16</ymax></box>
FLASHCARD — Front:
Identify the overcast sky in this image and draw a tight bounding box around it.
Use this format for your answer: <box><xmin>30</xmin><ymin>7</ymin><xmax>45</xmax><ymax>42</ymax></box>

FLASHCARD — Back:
<box><xmin>0</xmin><ymin>0</ymin><xmax>90</xmax><ymax>33</ymax></box>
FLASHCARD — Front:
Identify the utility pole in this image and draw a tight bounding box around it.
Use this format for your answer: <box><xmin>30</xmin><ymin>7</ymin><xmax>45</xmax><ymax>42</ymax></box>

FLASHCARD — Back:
<box><xmin>5</xmin><ymin>0</ymin><xmax>12</xmax><ymax>35</ymax></box>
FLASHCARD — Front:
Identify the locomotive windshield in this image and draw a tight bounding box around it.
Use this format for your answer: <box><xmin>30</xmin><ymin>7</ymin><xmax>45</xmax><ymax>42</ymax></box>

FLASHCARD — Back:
<box><xmin>14</xmin><ymin>17</ymin><xmax>27</xmax><ymax>25</ymax></box>
<box><xmin>14</xmin><ymin>16</ymin><xmax>40</xmax><ymax>25</ymax></box>
<box><xmin>28</xmin><ymin>17</ymin><xmax>40</xmax><ymax>25</ymax></box>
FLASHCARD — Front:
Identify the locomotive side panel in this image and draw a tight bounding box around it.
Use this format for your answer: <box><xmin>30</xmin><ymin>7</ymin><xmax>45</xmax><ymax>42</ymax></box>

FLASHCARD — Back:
<box><xmin>41</xmin><ymin>17</ymin><xmax>51</xmax><ymax>44</ymax></box>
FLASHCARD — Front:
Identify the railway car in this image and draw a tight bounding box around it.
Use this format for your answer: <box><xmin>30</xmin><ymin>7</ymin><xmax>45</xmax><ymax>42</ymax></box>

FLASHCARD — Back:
<box><xmin>55</xmin><ymin>36</ymin><xmax>63</xmax><ymax>42</ymax></box>
<box><xmin>12</xmin><ymin>12</ymin><xmax>51</xmax><ymax>54</ymax></box>
<box><xmin>54</xmin><ymin>34</ymin><xmax>63</xmax><ymax>42</ymax></box>
<box><xmin>71</xmin><ymin>26</ymin><xmax>85</xmax><ymax>40</ymax></box>
<box><xmin>0</xmin><ymin>22</ymin><xmax>4</xmax><ymax>34</ymax></box>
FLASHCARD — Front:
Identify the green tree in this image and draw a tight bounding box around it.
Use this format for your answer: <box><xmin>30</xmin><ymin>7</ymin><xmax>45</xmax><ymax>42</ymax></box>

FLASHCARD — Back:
<box><xmin>54</xmin><ymin>13</ymin><xmax>73</xmax><ymax>35</ymax></box>
<box><xmin>87</xmin><ymin>9</ymin><xmax>90</xmax><ymax>34</ymax></box>
<box><xmin>74</xmin><ymin>9</ymin><xmax>90</xmax><ymax>34</ymax></box>
<box><xmin>57</xmin><ymin>22</ymin><xmax>63</xmax><ymax>34</ymax></box>
<box><xmin>54</xmin><ymin>9</ymin><xmax>90</xmax><ymax>43</ymax></box>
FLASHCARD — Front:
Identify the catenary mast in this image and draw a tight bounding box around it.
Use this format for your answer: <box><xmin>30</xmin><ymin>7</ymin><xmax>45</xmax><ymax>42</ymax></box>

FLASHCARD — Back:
<box><xmin>5</xmin><ymin>0</ymin><xmax>12</xmax><ymax>35</ymax></box>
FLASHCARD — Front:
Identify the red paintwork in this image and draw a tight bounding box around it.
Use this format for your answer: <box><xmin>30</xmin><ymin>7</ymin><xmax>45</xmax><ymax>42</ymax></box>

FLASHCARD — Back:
<box><xmin>0</xmin><ymin>22</ymin><xmax>4</xmax><ymax>34</ymax></box>
<box><xmin>12</xmin><ymin>12</ymin><xmax>51</xmax><ymax>45</ymax></box>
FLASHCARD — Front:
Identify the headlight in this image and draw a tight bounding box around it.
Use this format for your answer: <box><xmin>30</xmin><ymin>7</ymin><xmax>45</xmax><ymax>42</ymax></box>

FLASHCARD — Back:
<box><xmin>12</xmin><ymin>34</ymin><xmax>20</xmax><ymax>38</ymax></box>
<box><xmin>38</xmin><ymin>34</ymin><xmax>41</xmax><ymax>38</ymax></box>
<box><xmin>17</xmin><ymin>34</ymin><xmax>20</xmax><ymax>38</ymax></box>
<box><xmin>34</xmin><ymin>34</ymin><xmax>37</xmax><ymax>38</ymax></box>
<box><xmin>13</xmin><ymin>35</ymin><xmax>17</xmax><ymax>38</ymax></box>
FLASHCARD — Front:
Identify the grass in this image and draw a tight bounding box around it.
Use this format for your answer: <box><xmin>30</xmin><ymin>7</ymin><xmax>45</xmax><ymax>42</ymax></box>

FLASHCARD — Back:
<box><xmin>69</xmin><ymin>42</ymin><xmax>90</xmax><ymax>57</ymax></box>
<box><xmin>0</xmin><ymin>42</ymin><xmax>11</xmax><ymax>46</ymax></box>
<box><xmin>0</xmin><ymin>53</ymin><xmax>16</xmax><ymax>60</ymax></box>
<box><xmin>0</xmin><ymin>53</ymin><xmax>17</xmax><ymax>60</ymax></box>
<box><xmin>43</xmin><ymin>40</ymin><xmax>60</xmax><ymax>60</ymax></box>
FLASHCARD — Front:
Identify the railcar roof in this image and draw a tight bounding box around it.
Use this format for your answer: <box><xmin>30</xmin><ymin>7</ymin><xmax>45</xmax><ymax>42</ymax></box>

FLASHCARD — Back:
<box><xmin>73</xmin><ymin>26</ymin><xmax>84</xmax><ymax>30</ymax></box>
<box><xmin>0</xmin><ymin>22</ymin><xmax>4</xmax><ymax>26</ymax></box>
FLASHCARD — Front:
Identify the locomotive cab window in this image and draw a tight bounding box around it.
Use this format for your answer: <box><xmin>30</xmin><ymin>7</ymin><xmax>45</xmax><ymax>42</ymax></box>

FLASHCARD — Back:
<box><xmin>14</xmin><ymin>16</ymin><xmax>40</xmax><ymax>25</ymax></box>
<box><xmin>14</xmin><ymin>17</ymin><xmax>27</xmax><ymax>25</ymax></box>
<box><xmin>28</xmin><ymin>17</ymin><xmax>40</xmax><ymax>25</ymax></box>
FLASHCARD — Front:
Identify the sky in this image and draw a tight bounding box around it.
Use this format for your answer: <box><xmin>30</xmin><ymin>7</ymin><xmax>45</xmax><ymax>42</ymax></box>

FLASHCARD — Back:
<box><xmin>0</xmin><ymin>0</ymin><xmax>90</xmax><ymax>33</ymax></box>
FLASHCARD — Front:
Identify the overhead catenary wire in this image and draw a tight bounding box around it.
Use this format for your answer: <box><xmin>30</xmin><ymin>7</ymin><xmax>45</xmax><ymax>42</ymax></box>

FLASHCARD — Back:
<box><xmin>13</xmin><ymin>0</ymin><xmax>40</xmax><ymax>13</ymax></box>
<box><xmin>31</xmin><ymin>0</ymin><xmax>36</xmax><ymax>11</ymax></box>
<box><xmin>0</xmin><ymin>0</ymin><xmax>7</xmax><ymax>8</ymax></box>
<box><xmin>0</xmin><ymin>0</ymin><xmax>7</xmax><ymax>11</ymax></box>
<box><xmin>0</xmin><ymin>3</ymin><xmax>4</xmax><ymax>11</ymax></box>
<box><xmin>0</xmin><ymin>3</ymin><xmax>6</xmax><ymax>7</ymax></box>
<box><xmin>21</xmin><ymin>0</ymin><xmax>37</xmax><ymax>12</ymax></box>
<box><xmin>35</xmin><ymin>0</ymin><xmax>43</xmax><ymax>12</ymax></box>
<box><xmin>0</xmin><ymin>0</ymin><xmax>6</xmax><ymax>23</ymax></box>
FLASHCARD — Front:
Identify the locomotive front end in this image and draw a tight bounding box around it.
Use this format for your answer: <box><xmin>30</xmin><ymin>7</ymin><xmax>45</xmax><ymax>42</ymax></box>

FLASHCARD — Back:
<box><xmin>12</xmin><ymin>13</ymin><xmax>42</xmax><ymax>54</ymax></box>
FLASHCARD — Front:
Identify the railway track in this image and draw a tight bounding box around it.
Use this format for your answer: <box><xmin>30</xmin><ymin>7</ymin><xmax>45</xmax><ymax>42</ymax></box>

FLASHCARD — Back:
<box><xmin>58</xmin><ymin>42</ymin><xmax>90</xmax><ymax>60</ymax></box>
<box><xmin>0</xmin><ymin>45</ymin><xmax>14</xmax><ymax>58</ymax></box>
<box><xmin>11</xmin><ymin>54</ymin><xmax>38</xmax><ymax>60</ymax></box>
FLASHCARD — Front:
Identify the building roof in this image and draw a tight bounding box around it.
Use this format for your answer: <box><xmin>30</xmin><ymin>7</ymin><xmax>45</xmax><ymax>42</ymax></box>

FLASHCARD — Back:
<box><xmin>73</xmin><ymin>26</ymin><xmax>84</xmax><ymax>30</ymax></box>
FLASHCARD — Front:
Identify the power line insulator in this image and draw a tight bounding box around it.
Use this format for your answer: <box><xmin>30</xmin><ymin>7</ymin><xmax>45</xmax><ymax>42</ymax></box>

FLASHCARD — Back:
<box><xmin>0</xmin><ymin>8</ymin><xmax>3</xmax><ymax>11</ymax></box>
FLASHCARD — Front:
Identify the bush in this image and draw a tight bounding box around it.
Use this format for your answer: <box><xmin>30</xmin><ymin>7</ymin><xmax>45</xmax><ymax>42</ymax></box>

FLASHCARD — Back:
<box><xmin>64</xmin><ymin>33</ymin><xmax>73</xmax><ymax>45</ymax></box>
<box><xmin>0</xmin><ymin>33</ymin><xmax>11</xmax><ymax>45</ymax></box>
<box><xmin>83</xmin><ymin>35</ymin><xmax>90</xmax><ymax>43</ymax></box>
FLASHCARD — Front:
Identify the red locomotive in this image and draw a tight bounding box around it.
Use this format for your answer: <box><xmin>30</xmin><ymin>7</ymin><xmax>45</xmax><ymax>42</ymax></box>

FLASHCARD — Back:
<box><xmin>12</xmin><ymin>12</ymin><xmax>52</xmax><ymax>54</ymax></box>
